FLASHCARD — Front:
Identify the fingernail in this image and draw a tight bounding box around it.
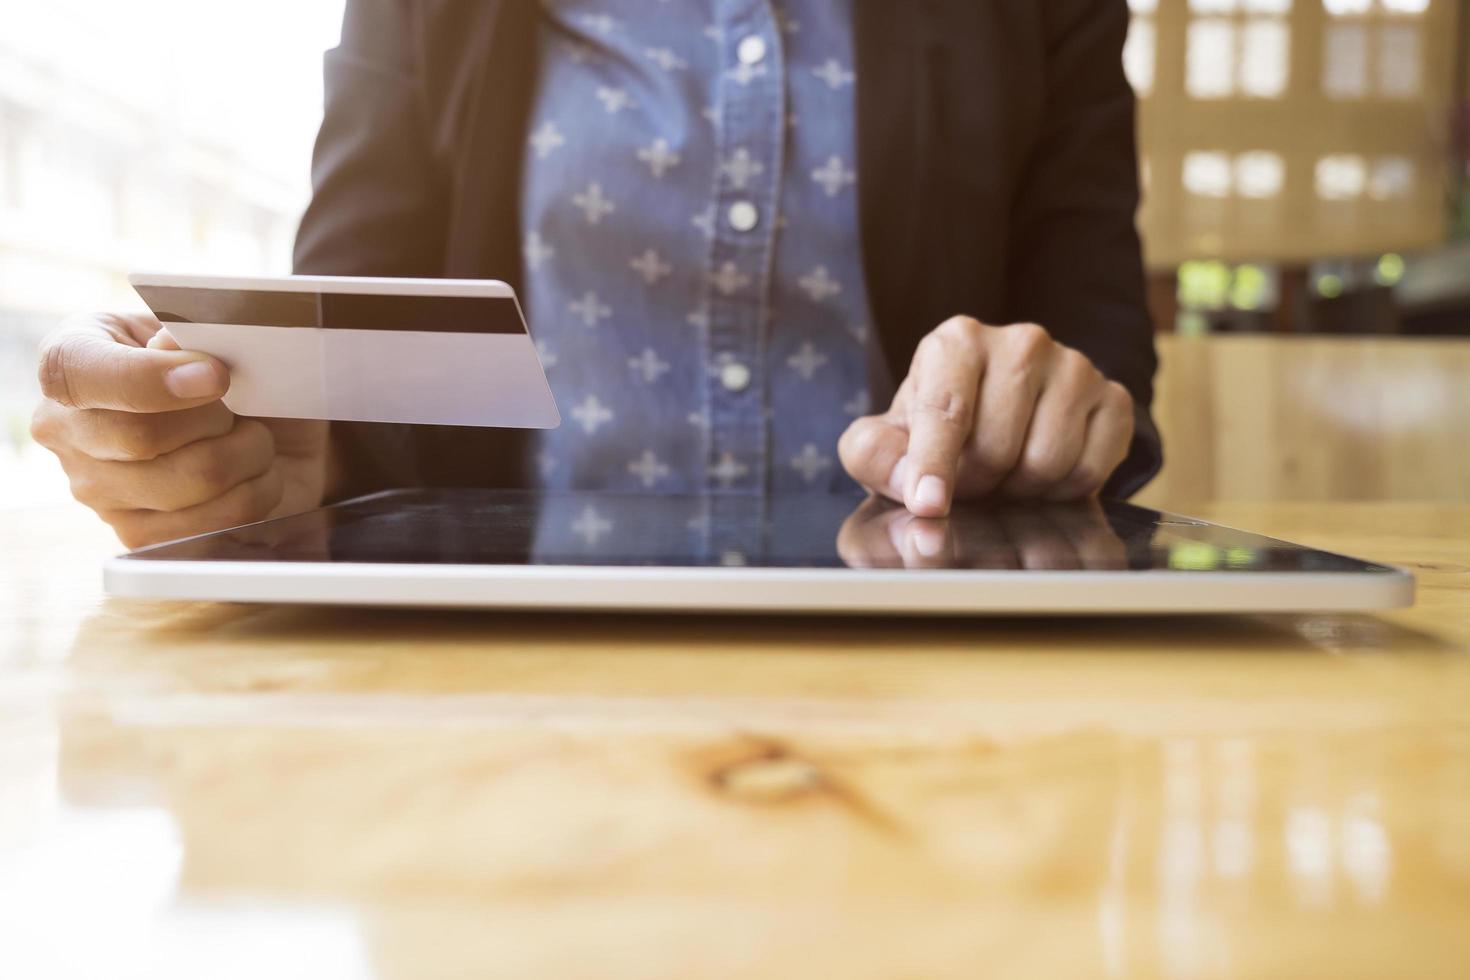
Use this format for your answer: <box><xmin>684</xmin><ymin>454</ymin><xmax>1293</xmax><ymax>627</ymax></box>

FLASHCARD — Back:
<box><xmin>165</xmin><ymin>360</ymin><xmax>223</xmax><ymax>399</ymax></box>
<box><xmin>888</xmin><ymin>455</ymin><xmax>910</xmax><ymax>499</ymax></box>
<box><xmin>912</xmin><ymin>524</ymin><xmax>945</xmax><ymax>558</ymax></box>
<box><xmin>915</xmin><ymin>474</ymin><xmax>948</xmax><ymax>512</ymax></box>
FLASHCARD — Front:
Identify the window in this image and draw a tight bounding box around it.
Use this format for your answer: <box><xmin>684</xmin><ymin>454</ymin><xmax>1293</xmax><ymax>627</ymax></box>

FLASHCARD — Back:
<box><xmin>1316</xmin><ymin>155</ymin><xmax>1368</xmax><ymax>200</ymax></box>
<box><xmin>1136</xmin><ymin>0</ymin><xmax>1450</xmax><ymax>268</ymax></box>
<box><xmin>1322</xmin><ymin>0</ymin><xmax>1429</xmax><ymax>99</ymax></box>
<box><xmin>1367</xmin><ymin>157</ymin><xmax>1415</xmax><ymax>200</ymax></box>
<box><xmin>1323</xmin><ymin>23</ymin><xmax>1371</xmax><ymax>97</ymax></box>
<box><xmin>1235</xmin><ymin>152</ymin><xmax>1286</xmax><ymax>198</ymax></box>
<box><xmin>1182</xmin><ymin>151</ymin><xmax>1286</xmax><ymax>199</ymax></box>
<box><xmin>1314</xmin><ymin>154</ymin><xmax>1417</xmax><ymax>201</ymax></box>
<box><xmin>1186</xmin><ymin>0</ymin><xmax>1293</xmax><ymax>100</ymax></box>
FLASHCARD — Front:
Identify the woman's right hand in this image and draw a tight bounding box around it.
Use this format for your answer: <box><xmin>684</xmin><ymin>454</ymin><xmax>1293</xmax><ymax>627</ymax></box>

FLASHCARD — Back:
<box><xmin>30</xmin><ymin>312</ymin><xmax>334</xmax><ymax>549</ymax></box>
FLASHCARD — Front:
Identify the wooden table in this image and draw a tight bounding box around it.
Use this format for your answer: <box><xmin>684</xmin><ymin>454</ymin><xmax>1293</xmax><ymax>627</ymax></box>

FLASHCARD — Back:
<box><xmin>2</xmin><ymin>502</ymin><xmax>1468</xmax><ymax>979</ymax></box>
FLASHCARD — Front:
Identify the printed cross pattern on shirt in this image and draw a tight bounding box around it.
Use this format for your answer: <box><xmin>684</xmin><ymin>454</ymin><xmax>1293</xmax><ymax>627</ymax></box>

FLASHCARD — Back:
<box><xmin>520</xmin><ymin>0</ymin><xmax>884</xmax><ymax>496</ymax></box>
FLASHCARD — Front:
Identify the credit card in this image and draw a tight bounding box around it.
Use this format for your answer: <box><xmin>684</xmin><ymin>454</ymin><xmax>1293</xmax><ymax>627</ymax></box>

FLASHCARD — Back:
<box><xmin>128</xmin><ymin>273</ymin><xmax>560</xmax><ymax>428</ymax></box>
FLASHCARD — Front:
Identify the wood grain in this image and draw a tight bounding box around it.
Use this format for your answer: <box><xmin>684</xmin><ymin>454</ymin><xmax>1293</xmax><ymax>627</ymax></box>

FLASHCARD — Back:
<box><xmin>1</xmin><ymin>501</ymin><xmax>1468</xmax><ymax>978</ymax></box>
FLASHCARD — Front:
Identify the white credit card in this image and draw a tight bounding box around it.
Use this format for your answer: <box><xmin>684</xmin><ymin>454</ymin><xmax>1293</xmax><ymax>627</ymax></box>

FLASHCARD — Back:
<box><xmin>128</xmin><ymin>272</ymin><xmax>561</xmax><ymax>429</ymax></box>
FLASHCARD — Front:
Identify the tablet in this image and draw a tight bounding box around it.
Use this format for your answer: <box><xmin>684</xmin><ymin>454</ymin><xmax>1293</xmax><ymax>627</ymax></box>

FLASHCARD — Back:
<box><xmin>103</xmin><ymin>490</ymin><xmax>1414</xmax><ymax>615</ymax></box>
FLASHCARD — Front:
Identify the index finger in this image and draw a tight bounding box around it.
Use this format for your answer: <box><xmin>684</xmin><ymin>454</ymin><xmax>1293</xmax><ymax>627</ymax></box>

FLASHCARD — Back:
<box><xmin>38</xmin><ymin>316</ymin><xmax>229</xmax><ymax>413</ymax></box>
<box><xmin>903</xmin><ymin>319</ymin><xmax>986</xmax><ymax>517</ymax></box>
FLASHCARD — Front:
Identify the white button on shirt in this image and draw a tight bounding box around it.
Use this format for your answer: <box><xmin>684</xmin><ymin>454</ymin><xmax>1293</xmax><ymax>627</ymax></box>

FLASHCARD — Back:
<box><xmin>727</xmin><ymin>200</ymin><xmax>759</xmax><ymax>232</ymax></box>
<box><xmin>720</xmin><ymin>361</ymin><xmax>752</xmax><ymax>393</ymax></box>
<box><xmin>737</xmin><ymin>34</ymin><xmax>767</xmax><ymax>65</ymax></box>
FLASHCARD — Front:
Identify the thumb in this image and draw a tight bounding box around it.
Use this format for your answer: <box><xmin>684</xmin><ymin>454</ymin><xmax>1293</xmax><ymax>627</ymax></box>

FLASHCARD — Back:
<box><xmin>146</xmin><ymin>326</ymin><xmax>181</xmax><ymax>350</ymax></box>
<box><xmin>39</xmin><ymin>322</ymin><xmax>229</xmax><ymax>413</ymax></box>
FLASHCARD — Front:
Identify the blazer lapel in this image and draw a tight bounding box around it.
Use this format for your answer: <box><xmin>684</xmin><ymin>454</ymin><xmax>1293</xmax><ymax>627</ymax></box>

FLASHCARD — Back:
<box><xmin>441</xmin><ymin>0</ymin><xmax>538</xmax><ymax>289</ymax></box>
<box><xmin>854</xmin><ymin>1</ymin><xmax>931</xmax><ymax>382</ymax></box>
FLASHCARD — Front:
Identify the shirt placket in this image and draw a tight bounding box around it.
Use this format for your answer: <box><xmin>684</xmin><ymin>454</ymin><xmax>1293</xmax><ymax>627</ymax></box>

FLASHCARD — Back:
<box><xmin>703</xmin><ymin>0</ymin><xmax>785</xmax><ymax>500</ymax></box>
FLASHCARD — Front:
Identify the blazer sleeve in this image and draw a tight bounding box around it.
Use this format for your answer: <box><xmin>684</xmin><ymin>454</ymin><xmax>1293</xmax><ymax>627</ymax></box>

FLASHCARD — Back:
<box><xmin>1007</xmin><ymin>0</ymin><xmax>1162</xmax><ymax>499</ymax></box>
<box><xmin>292</xmin><ymin>0</ymin><xmax>448</xmax><ymax>497</ymax></box>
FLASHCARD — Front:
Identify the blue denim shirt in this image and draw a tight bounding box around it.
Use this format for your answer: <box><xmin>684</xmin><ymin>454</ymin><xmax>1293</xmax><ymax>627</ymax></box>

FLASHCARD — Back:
<box><xmin>519</xmin><ymin>0</ymin><xmax>885</xmax><ymax>500</ymax></box>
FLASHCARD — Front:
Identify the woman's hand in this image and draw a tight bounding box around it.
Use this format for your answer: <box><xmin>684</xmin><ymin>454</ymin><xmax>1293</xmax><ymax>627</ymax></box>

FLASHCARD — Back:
<box><xmin>31</xmin><ymin>312</ymin><xmax>334</xmax><ymax>548</ymax></box>
<box><xmin>839</xmin><ymin>317</ymin><xmax>1134</xmax><ymax>517</ymax></box>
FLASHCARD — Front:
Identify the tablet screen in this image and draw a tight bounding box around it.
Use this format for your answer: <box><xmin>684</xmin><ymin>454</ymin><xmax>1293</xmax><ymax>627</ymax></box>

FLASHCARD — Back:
<box><xmin>119</xmin><ymin>489</ymin><xmax>1395</xmax><ymax>575</ymax></box>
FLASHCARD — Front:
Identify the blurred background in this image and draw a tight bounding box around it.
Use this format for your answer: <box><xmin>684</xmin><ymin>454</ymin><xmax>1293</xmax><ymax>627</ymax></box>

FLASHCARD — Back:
<box><xmin>1</xmin><ymin>0</ymin><xmax>1467</xmax><ymax>508</ymax></box>
<box><xmin>1128</xmin><ymin>0</ymin><xmax>1466</xmax><ymax>334</ymax></box>
<box><xmin>0</xmin><ymin>0</ymin><xmax>346</xmax><ymax>507</ymax></box>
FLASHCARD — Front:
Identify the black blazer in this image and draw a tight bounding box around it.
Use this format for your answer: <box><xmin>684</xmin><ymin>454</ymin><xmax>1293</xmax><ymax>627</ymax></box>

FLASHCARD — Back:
<box><xmin>294</xmin><ymin>0</ymin><xmax>1163</xmax><ymax>498</ymax></box>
